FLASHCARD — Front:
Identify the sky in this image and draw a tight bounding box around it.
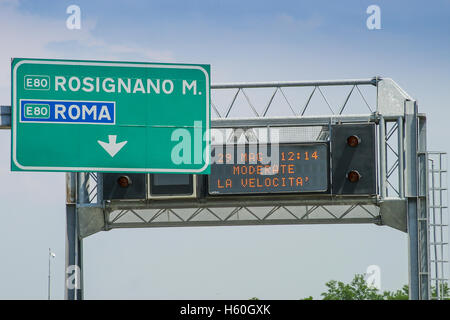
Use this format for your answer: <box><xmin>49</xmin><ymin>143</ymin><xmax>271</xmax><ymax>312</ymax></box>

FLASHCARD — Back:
<box><xmin>0</xmin><ymin>0</ymin><xmax>449</xmax><ymax>299</ymax></box>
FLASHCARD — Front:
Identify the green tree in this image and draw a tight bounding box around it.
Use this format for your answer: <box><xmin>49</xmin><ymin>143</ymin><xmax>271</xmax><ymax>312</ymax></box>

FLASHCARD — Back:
<box><xmin>251</xmin><ymin>275</ymin><xmax>449</xmax><ymax>300</ymax></box>
<box><xmin>381</xmin><ymin>285</ymin><xmax>409</xmax><ymax>300</ymax></box>
<box><xmin>431</xmin><ymin>282</ymin><xmax>450</xmax><ymax>299</ymax></box>
<box><xmin>316</xmin><ymin>274</ymin><xmax>449</xmax><ymax>300</ymax></box>
<box><xmin>321</xmin><ymin>274</ymin><xmax>385</xmax><ymax>300</ymax></box>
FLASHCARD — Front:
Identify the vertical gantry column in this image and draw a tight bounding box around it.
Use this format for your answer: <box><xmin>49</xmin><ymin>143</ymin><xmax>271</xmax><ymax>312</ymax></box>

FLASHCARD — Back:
<box><xmin>418</xmin><ymin>114</ymin><xmax>430</xmax><ymax>299</ymax></box>
<box><xmin>65</xmin><ymin>172</ymin><xmax>88</xmax><ymax>300</ymax></box>
<box><xmin>405</xmin><ymin>101</ymin><xmax>429</xmax><ymax>300</ymax></box>
<box><xmin>379</xmin><ymin>116</ymin><xmax>387</xmax><ymax>198</ymax></box>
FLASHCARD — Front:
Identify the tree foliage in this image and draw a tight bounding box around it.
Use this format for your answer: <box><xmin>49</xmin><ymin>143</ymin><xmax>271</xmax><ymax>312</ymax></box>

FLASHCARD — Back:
<box><xmin>321</xmin><ymin>274</ymin><xmax>389</xmax><ymax>300</ymax></box>
<box><xmin>250</xmin><ymin>274</ymin><xmax>449</xmax><ymax>300</ymax></box>
<box><xmin>319</xmin><ymin>274</ymin><xmax>448</xmax><ymax>300</ymax></box>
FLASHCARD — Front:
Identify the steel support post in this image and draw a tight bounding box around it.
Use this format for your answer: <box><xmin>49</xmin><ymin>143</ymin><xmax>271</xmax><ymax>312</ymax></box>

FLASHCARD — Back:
<box><xmin>65</xmin><ymin>172</ymin><xmax>88</xmax><ymax>300</ymax></box>
<box><xmin>405</xmin><ymin>101</ymin><xmax>429</xmax><ymax>300</ymax></box>
<box><xmin>379</xmin><ymin>116</ymin><xmax>387</xmax><ymax>198</ymax></box>
<box><xmin>397</xmin><ymin>116</ymin><xmax>405</xmax><ymax>198</ymax></box>
<box><xmin>418</xmin><ymin>115</ymin><xmax>430</xmax><ymax>299</ymax></box>
<box><xmin>407</xmin><ymin>198</ymin><xmax>421</xmax><ymax>299</ymax></box>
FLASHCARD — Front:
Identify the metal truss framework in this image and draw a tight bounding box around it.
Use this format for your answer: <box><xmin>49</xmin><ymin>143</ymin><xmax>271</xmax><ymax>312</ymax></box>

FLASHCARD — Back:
<box><xmin>1</xmin><ymin>76</ymin><xmax>448</xmax><ymax>300</ymax></box>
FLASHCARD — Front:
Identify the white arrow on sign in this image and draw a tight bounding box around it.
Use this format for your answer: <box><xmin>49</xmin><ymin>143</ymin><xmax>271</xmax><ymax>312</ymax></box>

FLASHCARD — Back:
<box><xmin>97</xmin><ymin>135</ymin><xmax>128</xmax><ymax>157</ymax></box>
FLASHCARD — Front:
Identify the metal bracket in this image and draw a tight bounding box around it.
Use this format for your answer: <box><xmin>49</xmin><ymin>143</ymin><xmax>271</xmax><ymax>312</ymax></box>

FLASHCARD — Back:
<box><xmin>0</xmin><ymin>106</ymin><xmax>11</xmax><ymax>129</ymax></box>
<box><xmin>379</xmin><ymin>198</ymin><xmax>407</xmax><ymax>232</ymax></box>
<box><xmin>377</xmin><ymin>78</ymin><xmax>413</xmax><ymax>116</ymax></box>
<box><xmin>77</xmin><ymin>205</ymin><xmax>106</xmax><ymax>238</ymax></box>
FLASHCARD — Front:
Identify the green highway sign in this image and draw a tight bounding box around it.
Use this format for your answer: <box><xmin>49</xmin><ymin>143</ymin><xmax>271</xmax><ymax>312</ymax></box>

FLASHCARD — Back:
<box><xmin>11</xmin><ymin>58</ymin><xmax>211</xmax><ymax>173</ymax></box>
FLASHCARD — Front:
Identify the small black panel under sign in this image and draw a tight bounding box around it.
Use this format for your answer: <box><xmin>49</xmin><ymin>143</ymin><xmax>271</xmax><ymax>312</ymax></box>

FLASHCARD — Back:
<box><xmin>150</xmin><ymin>174</ymin><xmax>193</xmax><ymax>196</ymax></box>
<box><xmin>208</xmin><ymin>143</ymin><xmax>329</xmax><ymax>195</ymax></box>
<box><xmin>331</xmin><ymin>124</ymin><xmax>377</xmax><ymax>195</ymax></box>
<box><xmin>103</xmin><ymin>173</ymin><xmax>146</xmax><ymax>200</ymax></box>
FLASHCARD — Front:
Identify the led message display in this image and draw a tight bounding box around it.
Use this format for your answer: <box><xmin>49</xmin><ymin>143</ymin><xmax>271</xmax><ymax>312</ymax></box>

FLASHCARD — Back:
<box><xmin>209</xmin><ymin>143</ymin><xmax>329</xmax><ymax>194</ymax></box>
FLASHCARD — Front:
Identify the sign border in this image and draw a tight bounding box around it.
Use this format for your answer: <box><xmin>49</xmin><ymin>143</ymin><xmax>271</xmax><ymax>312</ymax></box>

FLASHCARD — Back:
<box><xmin>12</xmin><ymin>59</ymin><xmax>210</xmax><ymax>173</ymax></box>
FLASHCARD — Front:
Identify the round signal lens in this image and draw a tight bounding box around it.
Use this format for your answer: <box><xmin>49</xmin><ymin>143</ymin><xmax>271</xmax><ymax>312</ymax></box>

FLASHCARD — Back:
<box><xmin>347</xmin><ymin>135</ymin><xmax>361</xmax><ymax>147</ymax></box>
<box><xmin>117</xmin><ymin>175</ymin><xmax>132</xmax><ymax>188</ymax></box>
<box><xmin>347</xmin><ymin>170</ymin><xmax>361</xmax><ymax>183</ymax></box>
